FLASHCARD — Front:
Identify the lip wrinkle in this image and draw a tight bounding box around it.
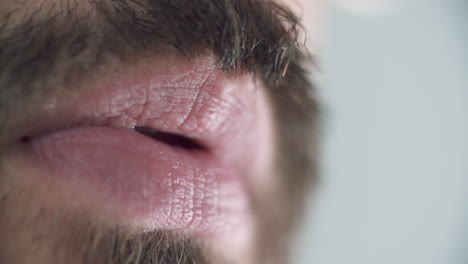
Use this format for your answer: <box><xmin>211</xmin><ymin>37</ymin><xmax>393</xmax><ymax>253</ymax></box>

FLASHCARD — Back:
<box><xmin>134</xmin><ymin>126</ymin><xmax>207</xmax><ymax>151</ymax></box>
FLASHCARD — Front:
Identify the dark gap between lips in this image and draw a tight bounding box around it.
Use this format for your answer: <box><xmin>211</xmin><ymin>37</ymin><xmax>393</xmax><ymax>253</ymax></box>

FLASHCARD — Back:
<box><xmin>134</xmin><ymin>126</ymin><xmax>207</xmax><ymax>151</ymax></box>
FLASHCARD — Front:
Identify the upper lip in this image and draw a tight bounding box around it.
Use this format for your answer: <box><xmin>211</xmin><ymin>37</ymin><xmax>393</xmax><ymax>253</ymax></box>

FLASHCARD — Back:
<box><xmin>15</xmin><ymin>54</ymin><xmax>235</xmax><ymax>154</ymax></box>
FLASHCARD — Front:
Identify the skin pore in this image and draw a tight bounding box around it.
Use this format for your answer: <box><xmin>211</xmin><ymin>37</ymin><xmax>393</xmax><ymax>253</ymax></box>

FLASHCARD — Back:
<box><xmin>0</xmin><ymin>0</ymin><xmax>319</xmax><ymax>263</ymax></box>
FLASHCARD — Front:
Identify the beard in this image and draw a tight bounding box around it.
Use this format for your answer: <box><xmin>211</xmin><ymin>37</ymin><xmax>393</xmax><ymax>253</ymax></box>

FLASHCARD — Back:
<box><xmin>0</xmin><ymin>0</ymin><xmax>319</xmax><ymax>263</ymax></box>
<box><xmin>0</xmin><ymin>185</ymin><xmax>209</xmax><ymax>264</ymax></box>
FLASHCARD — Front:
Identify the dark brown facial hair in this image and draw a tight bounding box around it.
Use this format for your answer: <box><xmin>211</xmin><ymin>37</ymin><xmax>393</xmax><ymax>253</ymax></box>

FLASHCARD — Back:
<box><xmin>0</xmin><ymin>0</ymin><xmax>320</xmax><ymax>263</ymax></box>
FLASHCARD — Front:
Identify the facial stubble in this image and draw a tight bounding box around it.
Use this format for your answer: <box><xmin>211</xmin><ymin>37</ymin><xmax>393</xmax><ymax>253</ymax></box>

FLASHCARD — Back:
<box><xmin>0</xmin><ymin>0</ymin><xmax>319</xmax><ymax>263</ymax></box>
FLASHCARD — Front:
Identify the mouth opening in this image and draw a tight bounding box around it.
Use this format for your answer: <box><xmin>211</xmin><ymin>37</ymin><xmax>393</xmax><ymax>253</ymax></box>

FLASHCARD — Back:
<box><xmin>17</xmin><ymin>126</ymin><xmax>207</xmax><ymax>152</ymax></box>
<box><xmin>134</xmin><ymin>126</ymin><xmax>207</xmax><ymax>151</ymax></box>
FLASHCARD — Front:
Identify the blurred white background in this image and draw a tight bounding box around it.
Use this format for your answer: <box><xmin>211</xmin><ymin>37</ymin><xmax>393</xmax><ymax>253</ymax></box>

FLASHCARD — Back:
<box><xmin>295</xmin><ymin>0</ymin><xmax>468</xmax><ymax>263</ymax></box>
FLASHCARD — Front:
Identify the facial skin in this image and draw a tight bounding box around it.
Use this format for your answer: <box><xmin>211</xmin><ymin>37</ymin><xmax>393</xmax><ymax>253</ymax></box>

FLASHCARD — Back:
<box><xmin>0</xmin><ymin>1</ymin><xmax>319</xmax><ymax>264</ymax></box>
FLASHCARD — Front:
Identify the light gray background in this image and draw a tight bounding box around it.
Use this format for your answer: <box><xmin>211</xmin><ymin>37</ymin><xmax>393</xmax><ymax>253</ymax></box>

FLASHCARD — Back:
<box><xmin>295</xmin><ymin>1</ymin><xmax>468</xmax><ymax>263</ymax></box>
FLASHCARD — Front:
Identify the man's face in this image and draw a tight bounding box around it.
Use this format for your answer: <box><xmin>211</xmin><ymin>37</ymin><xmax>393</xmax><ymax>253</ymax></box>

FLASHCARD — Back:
<box><xmin>0</xmin><ymin>1</ymin><xmax>318</xmax><ymax>263</ymax></box>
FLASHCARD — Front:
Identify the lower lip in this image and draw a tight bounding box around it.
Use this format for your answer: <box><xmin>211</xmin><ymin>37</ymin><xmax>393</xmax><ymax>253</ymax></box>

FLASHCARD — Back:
<box><xmin>11</xmin><ymin>126</ymin><xmax>251</xmax><ymax>237</ymax></box>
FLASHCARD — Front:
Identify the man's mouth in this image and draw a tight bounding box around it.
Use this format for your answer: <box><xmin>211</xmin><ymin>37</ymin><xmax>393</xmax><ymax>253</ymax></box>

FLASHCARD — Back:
<box><xmin>5</xmin><ymin>54</ymin><xmax>274</xmax><ymax>242</ymax></box>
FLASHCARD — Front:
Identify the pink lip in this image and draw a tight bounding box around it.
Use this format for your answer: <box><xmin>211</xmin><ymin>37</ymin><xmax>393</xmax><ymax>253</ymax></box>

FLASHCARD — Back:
<box><xmin>8</xmin><ymin>54</ymin><xmax>273</xmax><ymax>239</ymax></box>
<box><xmin>19</xmin><ymin>126</ymin><xmax>249</xmax><ymax>236</ymax></box>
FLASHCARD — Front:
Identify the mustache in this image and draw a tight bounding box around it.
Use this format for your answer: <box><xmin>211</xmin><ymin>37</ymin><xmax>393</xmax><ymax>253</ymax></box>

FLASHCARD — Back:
<box><xmin>0</xmin><ymin>0</ymin><xmax>310</xmax><ymax>145</ymax></box>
